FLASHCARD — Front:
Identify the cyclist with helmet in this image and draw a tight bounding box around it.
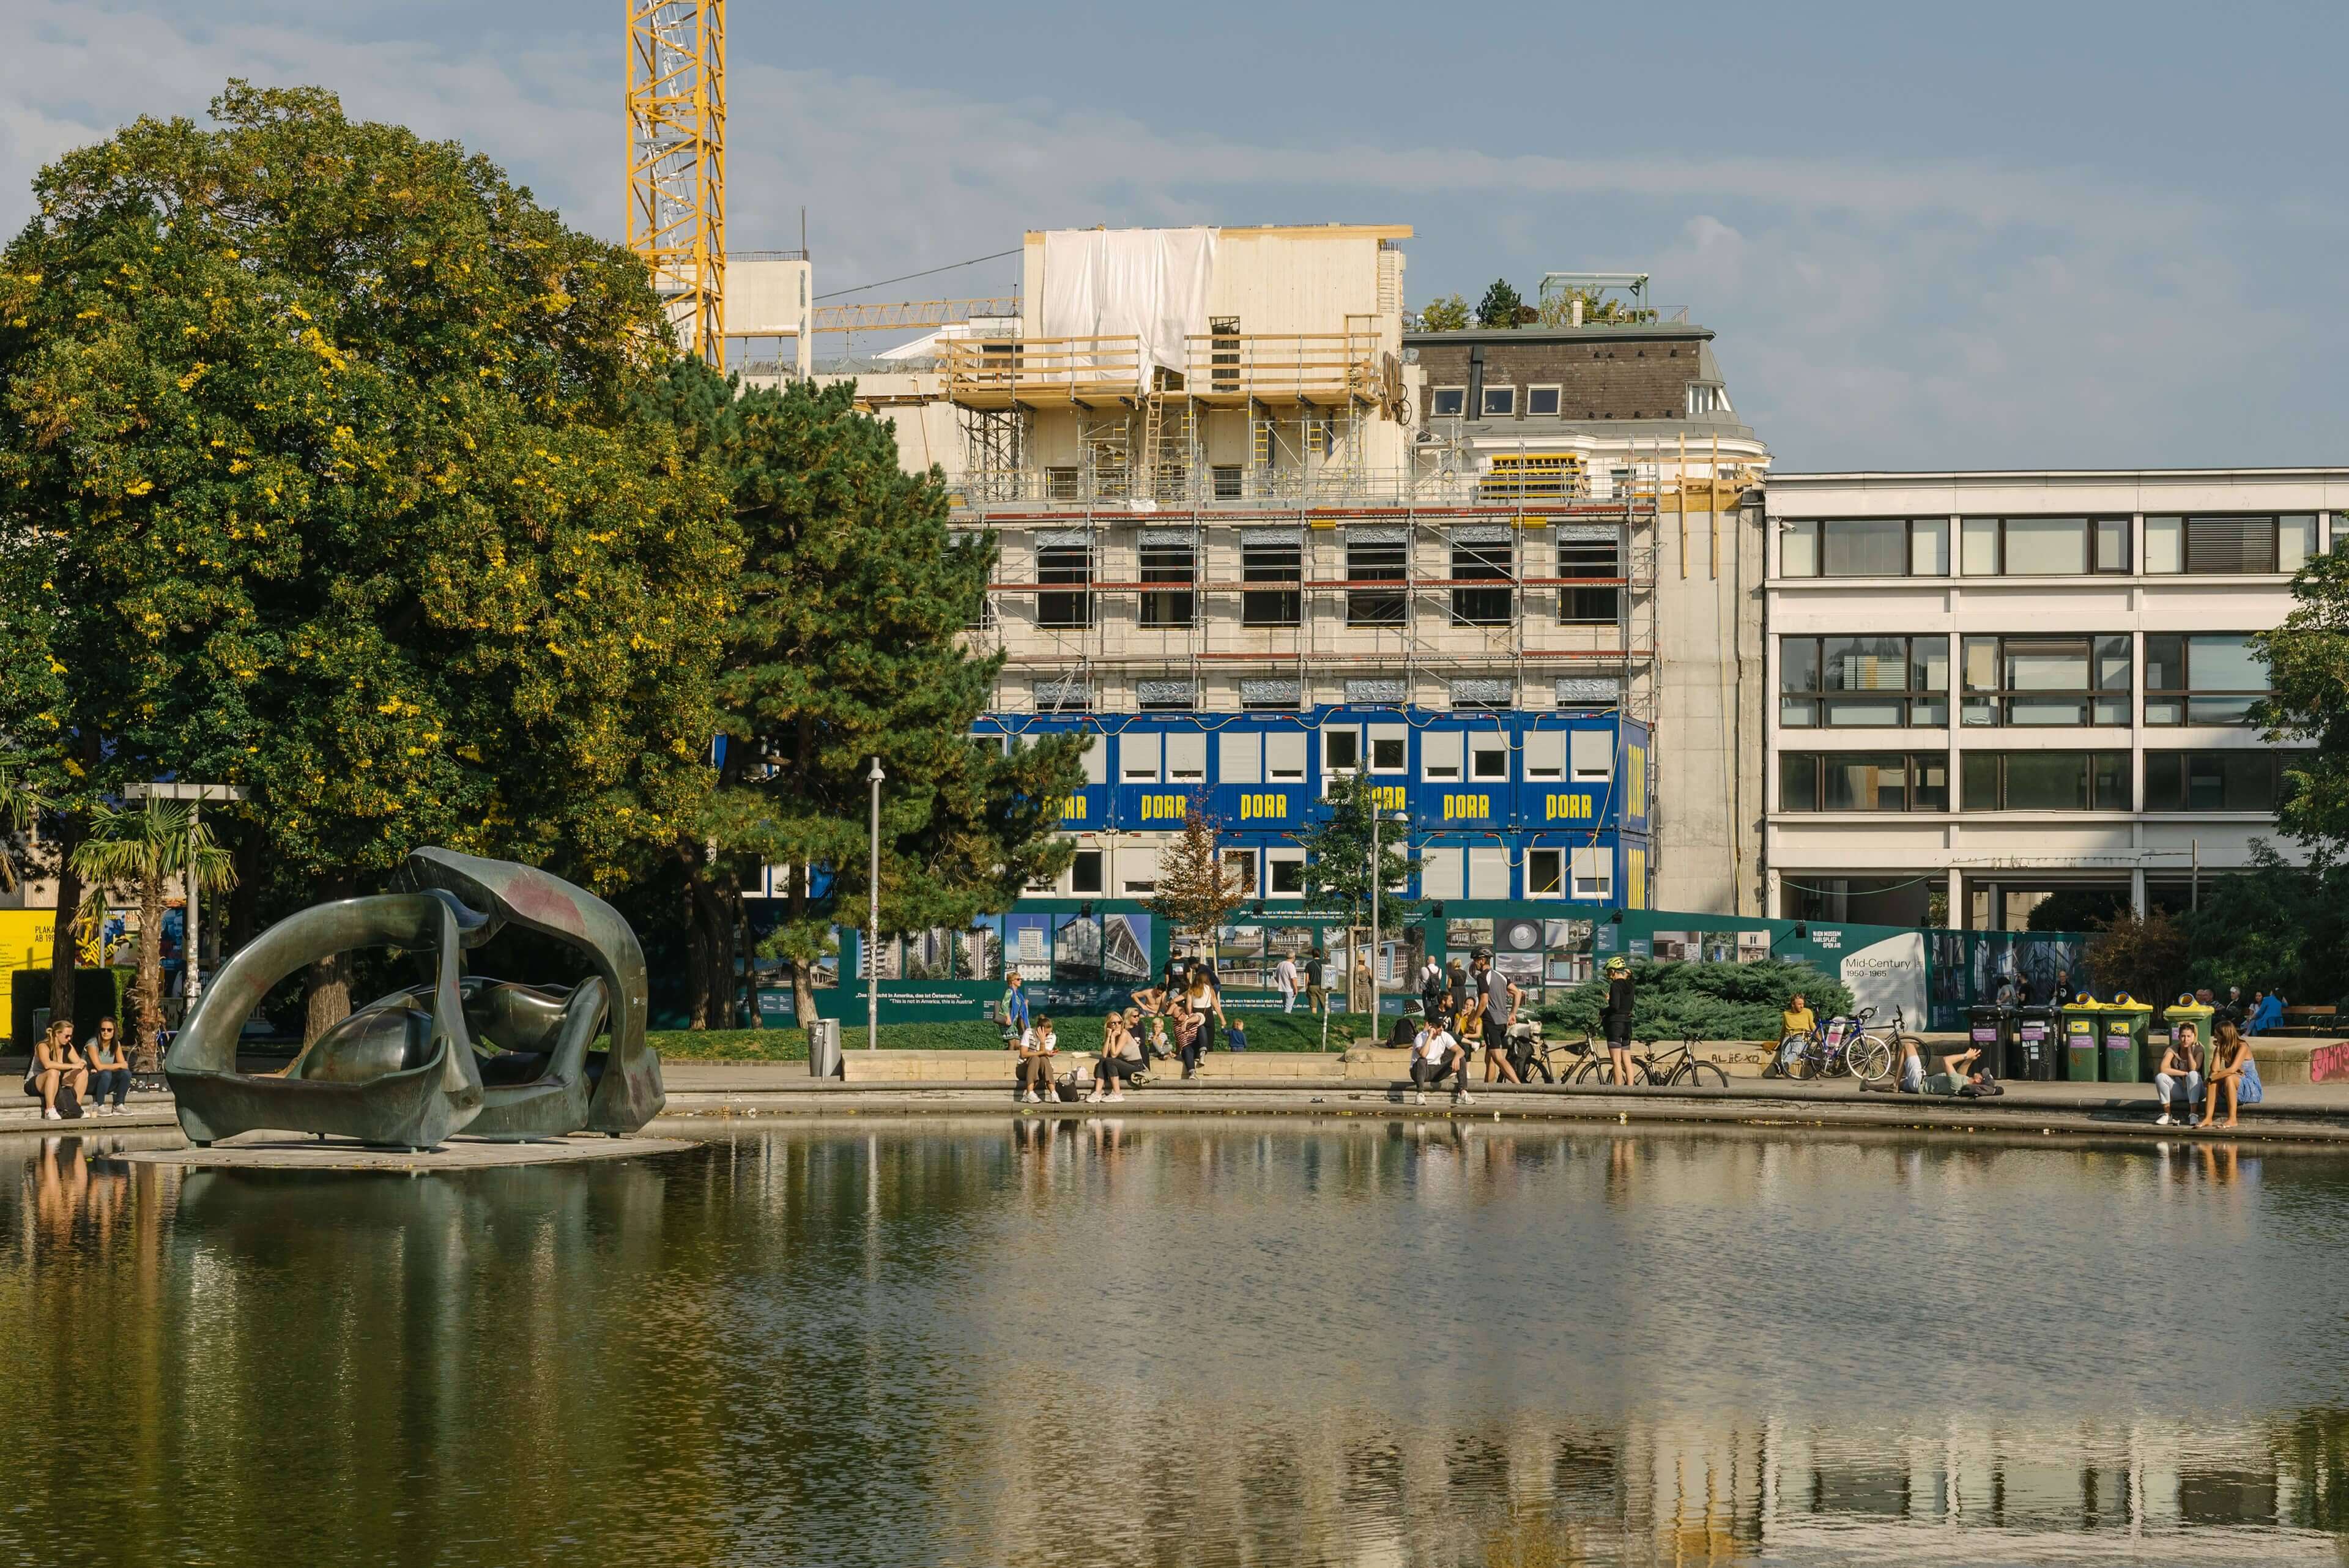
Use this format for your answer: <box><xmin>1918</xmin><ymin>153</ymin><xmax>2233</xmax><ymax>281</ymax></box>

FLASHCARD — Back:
<box><xmin>1601</xmin><ymin>955</ymin><xmax>1638</xmax><ymax>1087</ymax></box>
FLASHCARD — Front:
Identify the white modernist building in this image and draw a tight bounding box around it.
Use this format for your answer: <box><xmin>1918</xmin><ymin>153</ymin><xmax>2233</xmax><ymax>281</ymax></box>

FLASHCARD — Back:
<box><xmin>1762</xmin><ymin>469</ymin><xmax>2342</xmax><ymax>929</ymax></box>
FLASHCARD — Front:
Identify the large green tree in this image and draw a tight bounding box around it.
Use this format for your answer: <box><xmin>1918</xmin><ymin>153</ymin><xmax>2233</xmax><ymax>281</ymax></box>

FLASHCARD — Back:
<box><xmin>649</xmin><ymin>365</ymin><xmax>1082</xmax><ymax>1027</ymax></box>
<box><xmin>0</xmin><ymin>83</ymin><xmax>733</xmax><ymax>1035</ymax></box>
<box><xmin>2257</xmin><ymin>541</ymin><xmax>2349</xmax><ymax>857</ymax></box>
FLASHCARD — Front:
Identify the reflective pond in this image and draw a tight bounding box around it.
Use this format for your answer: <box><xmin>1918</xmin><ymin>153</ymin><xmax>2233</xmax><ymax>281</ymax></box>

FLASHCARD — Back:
<box><xmin>7</xmin><ymin>1118</ymin><xmax>2349</xmax><ymax>1566</ymax></box>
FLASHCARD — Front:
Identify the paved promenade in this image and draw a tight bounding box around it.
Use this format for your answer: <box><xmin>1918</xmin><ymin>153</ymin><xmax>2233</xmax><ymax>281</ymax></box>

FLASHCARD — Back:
<box><xmin>9</xmin><ymin>1059</ymin><xmax>2347</xmax><ymax>1147</ymax></box>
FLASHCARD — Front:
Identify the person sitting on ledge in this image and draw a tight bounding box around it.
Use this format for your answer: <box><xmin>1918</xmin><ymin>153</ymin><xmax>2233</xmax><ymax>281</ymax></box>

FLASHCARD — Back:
<box><xmin>1171</xmin><ymin>1000</ymin><xmax>1207</xmax><ymax>1080</ymax></box>
<box><xmin>1088</xmin><ymin>1009</ymin><xmax>1146</xmax><ymax>1104</ymax></box>
<box><xmin>2154</xmin><ymin>1024</ymin><xmax>2203</xmax><ymax>1128</ymax></box>
<box><xmin>81</xmin><ymin>1018</ymin><xmax>130</xmax><ymax>1117</ymax></box>
<box><xmin>1015</xmin><ymin>1015</ymin><xmax>1060</xmax><ymax>1105</ymax></box>
<box><xmin>1140</xmin><ymin>1012</ymin><xmax>1174</xmax><ymax>1064</ymax></box>
<box><xmin>1225</xmin><ymin>1013</ymin><xmax>1249</xmax><ymax>1053</ymax></box>
<box><xmin>1409</xmin><ymin>1017</ymin><xmax>1472</xmax><ymax>1107</ymax></box>
<box><xmin>26</xmin><ymin>1020</ymin><xmax>88</xmax><ymax>1120</ymax></box>
<box><xmin>2200</xmin><ymin>1017</ymin><xmax>2260</xmax><ymax>1129</ymax></box>
<box><xmin>1385</xmin><ymin>1006</ymin><xmax>1422</xmax><ymax>1050</ymax></box>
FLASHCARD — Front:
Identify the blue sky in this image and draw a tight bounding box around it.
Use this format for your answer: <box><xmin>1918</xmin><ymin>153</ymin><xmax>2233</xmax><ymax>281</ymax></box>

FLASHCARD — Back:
<box><xmin>6</xmin><ymin>0</ymin><xmax>2345</xmax><ymax>469</ymax></box>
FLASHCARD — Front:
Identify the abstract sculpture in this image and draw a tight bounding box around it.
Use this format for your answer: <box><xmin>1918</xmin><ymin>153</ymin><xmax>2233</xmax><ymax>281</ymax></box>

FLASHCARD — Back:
<box><xmin>165</xmin><ymin>848</ymin><xmax>663</xmax><ymax>1149</ymax></box>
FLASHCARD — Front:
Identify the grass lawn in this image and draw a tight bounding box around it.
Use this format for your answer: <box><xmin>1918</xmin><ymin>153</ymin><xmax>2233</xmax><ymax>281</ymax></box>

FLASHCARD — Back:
<box><xmin>647</xmin><ymin>1011</ymin><xmax>1375</xmax><ymax>1061</ymax></box>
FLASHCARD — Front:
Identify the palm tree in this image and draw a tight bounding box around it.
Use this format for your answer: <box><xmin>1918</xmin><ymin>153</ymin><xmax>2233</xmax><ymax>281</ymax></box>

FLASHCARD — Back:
<box><xmin>70</xmin><ymin>798</ymin><xmax>236</xmax><ymax>1072</ymax></box>
<box><xmin>0</xmin><ymin>754</ymin><xmax>50</xmax><ymax>896</ymax></box>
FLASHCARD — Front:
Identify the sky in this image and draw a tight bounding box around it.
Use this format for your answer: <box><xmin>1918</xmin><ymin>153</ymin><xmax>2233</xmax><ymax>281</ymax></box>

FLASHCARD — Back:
<box><xmin>5</xmin><ymin>0</ymin><xmax>2345</xmax><ymax>471</ymax></box>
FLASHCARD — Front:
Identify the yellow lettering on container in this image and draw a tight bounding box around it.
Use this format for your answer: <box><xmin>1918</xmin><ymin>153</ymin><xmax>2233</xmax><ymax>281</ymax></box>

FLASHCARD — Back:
<box><xmin>1545</xmin><ymin>793</ymin><xmax>1594</xmax><ymax>822</ymax></box>
<box><xmin>1059</xmin><ymin>795</ymin><xmax>1086</xmax><ymax>822</ymax></box>
<box><xmin>1443</xmin><ymin>794</ymin><xmax>1491</xmax><ymax>821</ymax></box>
<box><xmin>1239</xmin><ymin>793</ymin><xmax>1286</xmax><ymax>820</ymax></box>
<box><xmin>1140</xmin><ymin>795</ymin><xmax>1189</xmax><ymax>822</ymax></box>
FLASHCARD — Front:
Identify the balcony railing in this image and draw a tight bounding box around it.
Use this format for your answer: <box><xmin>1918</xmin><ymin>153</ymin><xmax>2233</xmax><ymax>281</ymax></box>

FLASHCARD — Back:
<box><xmin>951</xmin><ymin>463</ymin><xmax>1674</xmax><ymax>513</ymax></box>
<box><xmin>942</xmin><ymin>332</ymin><xmax>1383</xmax><ymax>408</ymax></box>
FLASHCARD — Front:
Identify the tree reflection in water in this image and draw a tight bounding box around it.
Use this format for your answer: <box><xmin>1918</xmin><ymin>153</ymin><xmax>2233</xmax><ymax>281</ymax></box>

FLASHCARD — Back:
<box><xmin>1</xmin><ymin>1121</ymin><xmax>2346</xmax><ymax>1566</ymax></box>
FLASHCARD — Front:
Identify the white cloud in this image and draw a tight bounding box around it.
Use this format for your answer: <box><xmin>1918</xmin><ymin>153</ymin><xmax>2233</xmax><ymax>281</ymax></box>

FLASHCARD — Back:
<box><xmin>1</xmin><ymin>1</ymin><xmax>2328</xmax><ymax>469</ymax></box>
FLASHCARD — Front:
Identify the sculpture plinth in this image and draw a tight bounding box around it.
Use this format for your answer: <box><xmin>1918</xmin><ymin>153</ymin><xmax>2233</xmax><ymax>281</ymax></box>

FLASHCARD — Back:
<box><xmin>165</xmin><ymin>848</ymin><xmax>664</xmax><ymax>1150</ymax></box>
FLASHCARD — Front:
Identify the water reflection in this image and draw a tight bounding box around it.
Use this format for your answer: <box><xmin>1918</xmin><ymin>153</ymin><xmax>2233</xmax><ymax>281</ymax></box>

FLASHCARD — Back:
<box><xmin>2</xmin><ymin>1120</ymin><xmax>2347</xmax><ymax>1566</ymax></box>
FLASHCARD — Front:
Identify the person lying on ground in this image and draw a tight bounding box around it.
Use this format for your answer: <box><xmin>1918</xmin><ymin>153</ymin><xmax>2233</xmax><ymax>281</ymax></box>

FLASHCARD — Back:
<box><xmin>2154</xmin><ymin>1024</ymin><xmax>2203</xmax><ymax>1128</ymax></box>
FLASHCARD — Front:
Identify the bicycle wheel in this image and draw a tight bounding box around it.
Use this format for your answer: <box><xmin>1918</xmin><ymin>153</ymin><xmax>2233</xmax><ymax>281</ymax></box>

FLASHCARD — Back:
<box><xmin>1852</xmin><ymin>1035</ymin><xmax>1894</xmax><ymax>1082</ymax></box>
<box><xmin>1572</xmin><ymin>1055</ymin><xmax>1610</xmax><ymax>1087</ymax></box>
<box><xmin>1685</xmin><ymin>1060</ymin><xmax>1729</xmax><ymax>1088</ymax></box>
<box><xmin>1527</xmin><ymin>1055</ymin><xmax>1555</xmax><ymax>1084</ymax></box>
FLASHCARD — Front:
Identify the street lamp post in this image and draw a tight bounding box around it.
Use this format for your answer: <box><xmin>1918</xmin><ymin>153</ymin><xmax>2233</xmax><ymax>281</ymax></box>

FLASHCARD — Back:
<box><xmin>866</xmin><ymin>756</ymin><xmax>885</xmax><ymax>1051</ymax></box>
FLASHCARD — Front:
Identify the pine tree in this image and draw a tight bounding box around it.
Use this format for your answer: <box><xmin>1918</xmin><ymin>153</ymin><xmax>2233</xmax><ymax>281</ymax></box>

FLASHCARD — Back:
<box><xmin>1475</xmin><ymin>278</ymin><xmax>1526</xmax><ymax>329</ymax></box>
<box><xmin>651</xmin><ymin>366</ymin><xmax>1085</xmax><ymax>1028</ymax></box>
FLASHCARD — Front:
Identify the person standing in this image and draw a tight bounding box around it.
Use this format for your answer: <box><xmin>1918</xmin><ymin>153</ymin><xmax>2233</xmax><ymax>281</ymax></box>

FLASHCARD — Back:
<box><xmin>1418</xmin><ymin>954</ymin><xmax>1446</xmax><ymax>1024</ymax></box>
<box><xmin>1351</xmin><ymin>948</ymin><xmax>1374</xmax><ymax>1015</ymax></box>
<box><xmin>2154</xmin><ymin>1023</ymin><xmax>2203</xmax><ymax>1128</ymax></box>
<box><xmin>1304</xmin><ymin>949</ymin><xmax>1329</xmax><ymax>1016</ymax></box>
<box><xmin>81</xmin><ymin>1018</ymin><xmax>130</xmax><ymax>1116</ymax></box>
<box><xmin>1476</xmin><ymin>952</ymin><xmax>1523</xmax><ymax>1084</ymax></box>
<box><xmin>1274</xmin><ymin>952</ymin><xmax>1301</xmax><ymax>1014</ymax></box>
<box><xmin>1000</xmin><ymin>971</ymin><xmax>1032</xmax><ymax>1041</ymax></box>
<box><xmin>1601</xmin><ymin>956</ymin><xmax>1638</xmax><ymax>1087</ymax></box>
<box><xmin>1446</xmin><ymin>958</ymin><xmax>1470</xmax><ymax>1024</ymax></box>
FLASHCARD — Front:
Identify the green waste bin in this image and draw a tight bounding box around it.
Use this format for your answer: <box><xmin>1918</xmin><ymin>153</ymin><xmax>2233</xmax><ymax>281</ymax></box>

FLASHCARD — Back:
<box><xmin>2100</xmin><ymin>994</ymin><xmax>2153</xmax><ymax>1083</ymax></box>
<box><xmin>2161</xmin><ymin>995</ymin><xmax>2216</xmax><ymax>1074</ymax></box>
<box><xmin>2059</xmin><ymin>999</ymin><xmax>2105</xmax><ymax>1082</ymax></box>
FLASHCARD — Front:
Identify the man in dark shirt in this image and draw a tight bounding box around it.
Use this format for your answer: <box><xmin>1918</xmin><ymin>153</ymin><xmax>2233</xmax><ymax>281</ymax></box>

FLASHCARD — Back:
<box><xmin>1474</xmin><ymin>951</ymin><xmax>1522</xmax><ymax>1083</ymax></box>
<box><xmin>1601</xmin><ymin>955</ymin><xmax>1637</xmax><ymax>1087</ymax></box>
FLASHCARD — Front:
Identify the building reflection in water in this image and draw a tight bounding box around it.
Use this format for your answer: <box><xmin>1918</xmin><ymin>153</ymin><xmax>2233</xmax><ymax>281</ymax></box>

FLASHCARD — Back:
<box><xmin>1</xmin><ymin>1121</ymin><xmax>2343</xmax><ymax>1566</ymax></box>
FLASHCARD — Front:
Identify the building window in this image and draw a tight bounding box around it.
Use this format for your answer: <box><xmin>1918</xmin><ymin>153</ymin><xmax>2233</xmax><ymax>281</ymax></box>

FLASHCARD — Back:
<box><xmin>1527</xmin><ymin>847</ymin><xmax>1564</xmax><ymax>897</ymax></box>
<box><xmin>1265</xmin><ymin>732</ymin><xmax>1308</xmax><ymax>781</ymax></box>
<box><xmin>1557</xmin><ymin>527</ymin><xmax>1621</xmax><ymax>623</ymax></box>
<box><xmin>1209</xmin><ymin>316</ymin><xmax>1240</xmax><ymax>392</ymax></box>
<box><xmin>1324</xmin><ymin>727</ymin><xmax>1360</xmax><ymax>775</ymax></box>
<box><xmin>1429</xmin><ymin>387</ymin><xmax>1466</xmax><ymax>417</ymax></box>
<box><xmin>2142</xmin><ymin>513</ymin><xmax>2316</xmax><ymax>576</ymax></box>
<box><xmin>1419</xmin><ymin>845</ymin><xmax>1463</xmax><ymax>901</ymax></box>
<box><xmin>1119</xmin><ymin>732</ymin><xmax>1160</xmax><ymax>782</ymax></box>
<box><xmin>1958</xmin><ymin>515</ymin><xmax>2129</xmax><ymax>576</ymax></box>
<box><xmin>1211</xmin><ymin>466</ymin><xmax>1244</xmax><ymax>499</ymax></box>
<box><xmin>1959</xmin><ymin>635</ymin><xmax>2131</xmax><ymax>727</ymax></box>
<box><xmin>1779</xmin><ymin>518</ymin><xmax>1950</xmax><ymax>578</ymax></box>
<box><xmin>1241</xmin><ymin>679</ymin><xmax>1301</xmax><ymax>710</ymax></box>
<box><xmin>1421</xmin><ymin>730</ymin><xmax>1463</xmax><ymax>781</ymax></box>
<box><xmin>1685</xmin><ymin>382</ymin><xmax>1730</xmax><ymax>415</ymax></box>
<box><xmin>1265</xmin><ymin>850</ymin><xmax>1306</xmax><ymax>898</ymax></box>
<box><xmin>1140</xmin><ymin>537</ymin><xmax>1195</xmax><ymax>628</ymax></box>
<box><xmin>1370</xmin><ymin>724</ymin><xmax>1406</xmax><ymax>773</ymax></box>
<box><xmin>1779</xmin><ymin>636</ymin><xmax>1950</xmax><ymax>727</ymax></box>
<box><xmin>1482</xmin><ymin>384</ymin><xmax>1516</xmax><ymax>417</ymax></box>
<box><xmin>1165</xmin><ymin>730</ymin><xmax>1206</xmax><ymax>782</ymax></box>
<box><xmin>1070</xmin><ymin>850</ymin><xmax>1105</xmax><ymax>895</ymax></box>
<box><xmin>1346</xmin><ymin>535</ymin><xmax>1408</xmax><ymax>626</ymax></box>
<box><xmin>1036</xmin><ymin>541</ymin><xmax>1093</xmax><ymax>628</ymax></box>
<box><xmin>1044</xmin><ymin>467</ymin><xmax>1080</xmax><ymax>501</ymax></box>
<box><xmin>1569</xmin><ymin>846</ymin><xmax>1612</xmax><ymax>900</ymax></box>
<box><xmin>1526</xmin><ymin>385</ymin><xmax>1561</xmax><ymax>417</ymax></box>
<box><xmin>2144</xmin><ymin>634</ymin><xmax>2269</xmax><ymax>725</ymax></box>
<box><xmin>1959</xmin><ymin>751</ymin><xmax>2131</xmax><ymax>811</ymax></box>
<box><xmin>1469</xmin><ymin>735</ymin><xmax>1510</xmax><ymax>781</ymax></box>
<box><xmin>1569</xmin><ymin>730</ymin><xmax>1612</xmax><ymax>782</ymax></box>
<box><xmin>1242</xmin><ymin>536</ymin><xmax>1302</xmax><ymax>626</ymax></box>
<box><xmin>1451</xmin><ymin>538</ymin><xmax>1513</xmax><ymax>625</ymax></box>
<box><xmin>2143</xmin><ymin>750</ymin><xmax>2291</xmax><ymax>812</ymax></box>
<box><xmin>1778</xmin><ymin>752</ymin><xmax>1949</xmax><ymax>811</ymax></box>
<box><xmin>1220</xmin><ymin>849</ymin><xmax>1256</xmax><ymax>894</ymax></box>
<box><xmin>1449</xmin><ymin>678</ymin><xmax>1513</xmax><ymax>712</ymax></box>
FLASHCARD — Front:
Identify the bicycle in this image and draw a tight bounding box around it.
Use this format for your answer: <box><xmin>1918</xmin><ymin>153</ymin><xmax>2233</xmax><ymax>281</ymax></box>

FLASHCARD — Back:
<box><xmin>1639</xmin><ymin>1032</ymin><xmax>1732</xmax><ymax>1089</ymax></box>
<box><xmin>1572</xmin><ymin>1033</ymin><xmax>1650</xmax><ymax>1087</ymax></box>
<box><xmin>1849</xmin><ymin>1006</ymin><xmax>1917</xmax><ymax>1084</ymax></box>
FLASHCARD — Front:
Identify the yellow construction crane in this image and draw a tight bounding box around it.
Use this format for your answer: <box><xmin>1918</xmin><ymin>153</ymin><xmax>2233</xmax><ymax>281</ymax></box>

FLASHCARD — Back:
<box><xmin>625</xmin><ymin>2</ymin><xmax>726</xmax><ymax>368</ymax></box>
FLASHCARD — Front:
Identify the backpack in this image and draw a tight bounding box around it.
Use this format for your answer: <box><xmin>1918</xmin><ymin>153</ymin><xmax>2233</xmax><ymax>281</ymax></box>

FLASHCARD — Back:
<box><xmin>54</xmin><ymin>1081</ymin><xmax>82</xmax><ymax>1119</ymax></box>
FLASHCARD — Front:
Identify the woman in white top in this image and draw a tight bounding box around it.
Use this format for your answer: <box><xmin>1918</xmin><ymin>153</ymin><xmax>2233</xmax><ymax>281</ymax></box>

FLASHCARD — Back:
<box><xmin>1089</xmin><ymin>1008</ymin><xmax>1148</xmax><ymax>1102</ymax></box>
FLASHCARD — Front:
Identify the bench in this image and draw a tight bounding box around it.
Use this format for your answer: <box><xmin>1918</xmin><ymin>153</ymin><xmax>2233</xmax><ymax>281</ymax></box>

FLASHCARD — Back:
<box><xmin>833</xmin><ymin>1049</ymin><xmax>1347</xmax><ymax>1086</ymax></box>
<box><xmin>2277</xmin><ymin>1006</ymin><xmax>2339</xmax><ymax>1037</ymax></box>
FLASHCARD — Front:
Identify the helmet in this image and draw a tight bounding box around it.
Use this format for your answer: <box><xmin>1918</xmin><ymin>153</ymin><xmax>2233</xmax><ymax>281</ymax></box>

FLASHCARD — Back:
<box><xmin>1604</xmin><ymin>955</ymin><xmax>1630</xmax><ymax>976</ymax></box>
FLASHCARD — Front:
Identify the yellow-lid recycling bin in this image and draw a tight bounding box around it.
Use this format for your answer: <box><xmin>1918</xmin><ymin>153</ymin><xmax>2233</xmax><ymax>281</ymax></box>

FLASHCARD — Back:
<box><xmin>2099</xmin><ymin>994</ymin><xmax>2154</xmax><ymax>1083</ymax></box>
<box><xmin>2059</xmin><ymin>997</ymin><xmax>2105</xmax><ymax>1082</ymax></box>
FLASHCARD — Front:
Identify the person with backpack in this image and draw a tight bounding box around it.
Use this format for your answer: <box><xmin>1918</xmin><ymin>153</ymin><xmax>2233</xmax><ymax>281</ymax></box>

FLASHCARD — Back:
<box><xmin>26</xmin><ymin>1019</ymin><xmax>87</xmax><ymax>1121</ymax></box>
<box><xmin>1601</xmin><ymin>956</ymin><xmax>1637</xmax><ymax>1087</ymax></box>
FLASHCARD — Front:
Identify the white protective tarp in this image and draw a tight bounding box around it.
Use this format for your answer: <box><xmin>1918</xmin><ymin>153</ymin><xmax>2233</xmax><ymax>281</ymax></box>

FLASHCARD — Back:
<box><xmin>1038</xmin><ymin>228</ymin><xmax>1217</xmax><ymax>393</ymax></box>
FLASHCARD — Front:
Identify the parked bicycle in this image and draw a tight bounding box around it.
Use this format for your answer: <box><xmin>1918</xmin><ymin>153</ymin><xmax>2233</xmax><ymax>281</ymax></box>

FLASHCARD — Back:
<box><xmin>1769</xmin><ymin>1008</ymin><xmax>1898</xmax><ymax>1080</ymax></box>
<box><xmin>1639</xmin><ymin>1033</ymin><xmax>1733</xmax><ymax>1088</ymax></box>
<box><xmin>1568</xmin><ymin>1033</ymin><xmax>1644</xmax><ymax>1087</ymax></box>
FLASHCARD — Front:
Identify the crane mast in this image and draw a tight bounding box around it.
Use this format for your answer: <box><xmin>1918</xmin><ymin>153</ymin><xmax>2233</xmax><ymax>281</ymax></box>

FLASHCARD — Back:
<box><xmin>624</xmin><ymin>2</ymin><xmax>726</xmax><ymax>368</ymax></box>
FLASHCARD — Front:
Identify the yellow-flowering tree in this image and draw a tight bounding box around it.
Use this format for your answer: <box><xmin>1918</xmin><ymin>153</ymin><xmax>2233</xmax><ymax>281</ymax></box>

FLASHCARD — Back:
<box><xmin>0</xmin><ymin>83</ymin><xmax>735</xmax><ymax>1035</ymax></box>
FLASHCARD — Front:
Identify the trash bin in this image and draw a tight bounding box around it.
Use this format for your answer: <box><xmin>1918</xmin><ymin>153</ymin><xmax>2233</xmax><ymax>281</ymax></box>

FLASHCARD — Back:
<box><xmin>1967</xmin><ymin>1005</ymin><xmax>2011</xmax><ymax>1079</ymax></box>
<box><xmin>2012</xmin><ymin>1006</ymin><xmax>2058</xmax><ymax>1080</ymax></box>
<box><xmin>2161</xmin><ymin>995</ymin><xmax>2216</xmax><ymax>1076</ymax></box>
<box><xmin>2059</xmin><ymin>998</ymin><xmax>2104</xmax><ymax>1082</ymax></box>
<box><xmin>2099</xmin><ymin>994</ymin><xmax>2153</xmax><ymax>1084</ymax></box>
<box><xmin>807</xmin><ymin>1017</ymin><xmax>843</xmax><ymax>1079</ymax></box>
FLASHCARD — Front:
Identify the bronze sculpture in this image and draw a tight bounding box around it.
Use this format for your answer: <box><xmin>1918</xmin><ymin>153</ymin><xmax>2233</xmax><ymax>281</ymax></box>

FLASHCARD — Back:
<box><xmin>165</xmin><ymin>848</ymin><xmax>664</xmax><ymax>1149</ymax></box>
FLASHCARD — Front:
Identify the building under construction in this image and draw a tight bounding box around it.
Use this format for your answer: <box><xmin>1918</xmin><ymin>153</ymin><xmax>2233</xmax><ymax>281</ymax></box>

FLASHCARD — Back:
<box><xmin>811</xmin><ymin>228</ymin><xmax>1772</xmax><ymax>931</ymax></box>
